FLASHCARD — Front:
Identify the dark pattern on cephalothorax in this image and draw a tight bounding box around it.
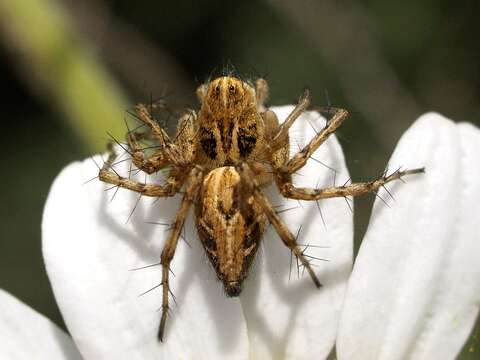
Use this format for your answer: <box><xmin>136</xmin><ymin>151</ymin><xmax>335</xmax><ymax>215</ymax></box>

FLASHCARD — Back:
<box><xmin>200</xmin><ymin>126</ymin><xmax>217</xmax><ymax>159</ymax></box>
<box><xmin>238</xmin><ymin>128</ymin><xmax>257</xmax><ymax>158</ymax></box>
<box><xmin>218</xmin><ymin>121</ymin><xmax>235</xmax><ymax>154</ymax></box>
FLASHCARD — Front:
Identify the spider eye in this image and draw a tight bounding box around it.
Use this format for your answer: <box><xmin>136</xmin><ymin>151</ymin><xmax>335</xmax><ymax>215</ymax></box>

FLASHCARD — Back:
<box><xmin>215</xmin><ymin>86</ymin><xmax>220</xmax><ymax>94</ymax></box>
<box><xmin>229</xmin><ymin>85</ymin><xmax>235</xmax><ymax>94</ymax></box>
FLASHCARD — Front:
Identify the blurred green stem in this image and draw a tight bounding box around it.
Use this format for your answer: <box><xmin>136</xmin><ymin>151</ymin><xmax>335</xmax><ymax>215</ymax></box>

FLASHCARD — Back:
<box><xmin>0</xmin><ymin>0</ymin><xmax>128</xmax><ymax>151</ymax></box>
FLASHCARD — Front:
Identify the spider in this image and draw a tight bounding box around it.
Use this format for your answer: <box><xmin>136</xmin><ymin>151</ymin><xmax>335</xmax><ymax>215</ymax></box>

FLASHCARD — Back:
<box><xmin>98</xmin><ymin>75</ymin><xmax>424</xmax><ymax>341</ymax></box>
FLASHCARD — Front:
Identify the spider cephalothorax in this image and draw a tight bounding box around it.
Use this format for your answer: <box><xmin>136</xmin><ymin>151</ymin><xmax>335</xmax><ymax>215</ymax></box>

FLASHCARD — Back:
<box><xmin>99</xmin><ymin>75</ymin><xmax>424</xmax><ymax>341</ymax></box>
<box><xmin>196</xmin><ymin>77</ymin><xmax>267</xmax><ymax>167</ymax></box>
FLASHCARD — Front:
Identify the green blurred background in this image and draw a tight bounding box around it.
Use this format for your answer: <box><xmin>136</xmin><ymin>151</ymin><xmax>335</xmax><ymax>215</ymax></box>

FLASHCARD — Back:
<box><xmin>0</xmin><ymin>0</ymin><xmax>478</xmax><ymax>357</ymax></box>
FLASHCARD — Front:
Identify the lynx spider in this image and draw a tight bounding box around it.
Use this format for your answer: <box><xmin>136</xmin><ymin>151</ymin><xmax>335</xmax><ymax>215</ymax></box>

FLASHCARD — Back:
<box><xmin>98</xmin><ymin>76</ymin><xmax>424</xmax><ymax>341</ymax></box>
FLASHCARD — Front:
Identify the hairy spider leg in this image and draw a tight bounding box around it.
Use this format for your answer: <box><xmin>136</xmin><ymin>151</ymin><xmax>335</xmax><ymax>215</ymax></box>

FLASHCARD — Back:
<box><xmin>255</xmin><ymin>78</ymin><xmax>269</xmax><ymax>110</ymax></box>
<box><xmin>270</xmin><ymin>103</ymin><xmax>424</xmax><ymax>200</ymax></box>
<box><xmin>277</xmin><ymin>167</ymin><xmax>425</xmax><ymax>201</ymax></box>
<box><xmin>270</xmin><ymin>89</ymin><xmax>311</xmax><ymax>152</ymax></box>
<box><xmin>99</xmin><ymin>144</ymin><xmax>187</xmax><ymax>197</ymax></box>
<box><xmin>126</xmin><ymin>130</ymin><xmax>171</xmax><ymax>174</ymax></box>
<box><xmin>236</xmin><ymin>162</ymin><xmax>322</xmax><ymax>288</ymax></box>
<box><xmin>134</xmin><ymin>103</ymin><xmax>190</xmax><ymax>168</ymax></box>
<box><xmin>282</xmin><ymin>106</ymin><xmax>348</xmax><ymax>174</ymax></box>
<box><xmin>158</xmin><ymin>167</ymin><xmax>203</xmax><ymax>341</ymax></box>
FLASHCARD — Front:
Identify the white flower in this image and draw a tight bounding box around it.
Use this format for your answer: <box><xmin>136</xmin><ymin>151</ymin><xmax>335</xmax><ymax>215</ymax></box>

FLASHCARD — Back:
<box><xmin>0</xmin><ymin>289</ymin><xmax>82</xmax><ymax>360</ymax></box>
<box><xmin>1</xmin><ymin>109</ymin><xmax>479</xmax><ymax>360</ymax></box>
<box><xmin>337</xmin><ymin>115</ymin><xmax>480</xmax><ymax>360</ymax></box>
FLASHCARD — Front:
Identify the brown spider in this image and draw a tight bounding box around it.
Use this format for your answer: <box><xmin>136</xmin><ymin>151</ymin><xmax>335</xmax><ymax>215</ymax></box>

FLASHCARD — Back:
<box><xmin>98</xmin><ymin>76</ymin><xmax>424</xmax><ymax>341</ymax></box>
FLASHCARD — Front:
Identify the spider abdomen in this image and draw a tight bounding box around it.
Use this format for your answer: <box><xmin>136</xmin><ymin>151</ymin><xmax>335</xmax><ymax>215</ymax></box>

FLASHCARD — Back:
<box><xmin>195</xmin><ymin>166</ymin><xmax>267</xmax><ymax>296</ymax></box>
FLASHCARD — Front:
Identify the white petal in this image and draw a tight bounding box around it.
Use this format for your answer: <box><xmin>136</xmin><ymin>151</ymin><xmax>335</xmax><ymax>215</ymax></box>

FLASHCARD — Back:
<box><xmin>337</xmin><ymin>113</ymin><xmax>480</xmax><ymax>359</ymax></box>
<box><xmin>0</xmin><ymin>289</ymin><xmax>82</xmax><ymax>360</ymax></box>
<box><xmin>42</xmin><ymin>156</ymin><xmax>249</xmax><ymax>359</ymax></box>
<box><xmin>240</xmin><ymin>106</ymin><xmax>353</xmax><ymax>360</ymax></box>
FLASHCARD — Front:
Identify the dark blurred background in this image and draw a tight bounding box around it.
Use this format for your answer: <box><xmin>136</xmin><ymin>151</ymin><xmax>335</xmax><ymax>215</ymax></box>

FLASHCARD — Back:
<box><xmin>0</xmin><ymin>0</ymin><xmax>478</xmax><ymax>357</ymax></box>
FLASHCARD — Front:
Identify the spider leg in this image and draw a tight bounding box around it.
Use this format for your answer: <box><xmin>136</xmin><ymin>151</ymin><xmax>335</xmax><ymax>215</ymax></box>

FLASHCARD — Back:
<box><xmin>134</xmin><ymin>104</ymin><xmax>189</xmax><ymax>167</ymax></box>
<box><xmin>127</xmin><ymin>131</ymin><xmax>170</xmax><ymax>174</ymax></box>
<box><xmin>282</xmin><ymin>106</ymin><xmax>349</xmax><ymax>175</ymax></box>
<box><xmin>270</xmin><ymin>89</ymin><xmax>311</xmax><ymax>152</ymax></box>
<box><xmin>127</xmin><ymin>110</ymin><xmax>197</xmax><ymax>174</ymax></box>
<box><xmin>196</xmin><ymin>83</ymin><xmax>207</xmax><ymax>103</ymax></box>
<box><xmin>277</xmin><ymin>167</ymin><xmax>425</xmax><ymax>200</ymax></box>
<box><xmin>99</xmin><ymin>144</ymin><xmax>187</xmax><ymax>197</ymax></box>
<box><xmin>134</xmin><ymin>103</ymin><xmax>173</xmax><ymax>145</ymax></box>
<box><xmin>172</xmin><ymin>110</ymin><xmax>198</xmax><ymax>164</ymax></box>
<box><xmin>236</xmin><ymin>163</ymin><xmax>321</xmax><ymax>288</ymax></box>
<box><xmin>255</xmin><ymin>78</ymin><xmax>269</xmax><ymax>110</ymax></box>
<box><xmin>249</xmin><ymin>161</ymin><xmax>274</xmax><ymax>187</ymax></box>
<box><xmin>158</xmin><ymin>166</ymin><xmax>203</xmax><ymax>341</ymax></box>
